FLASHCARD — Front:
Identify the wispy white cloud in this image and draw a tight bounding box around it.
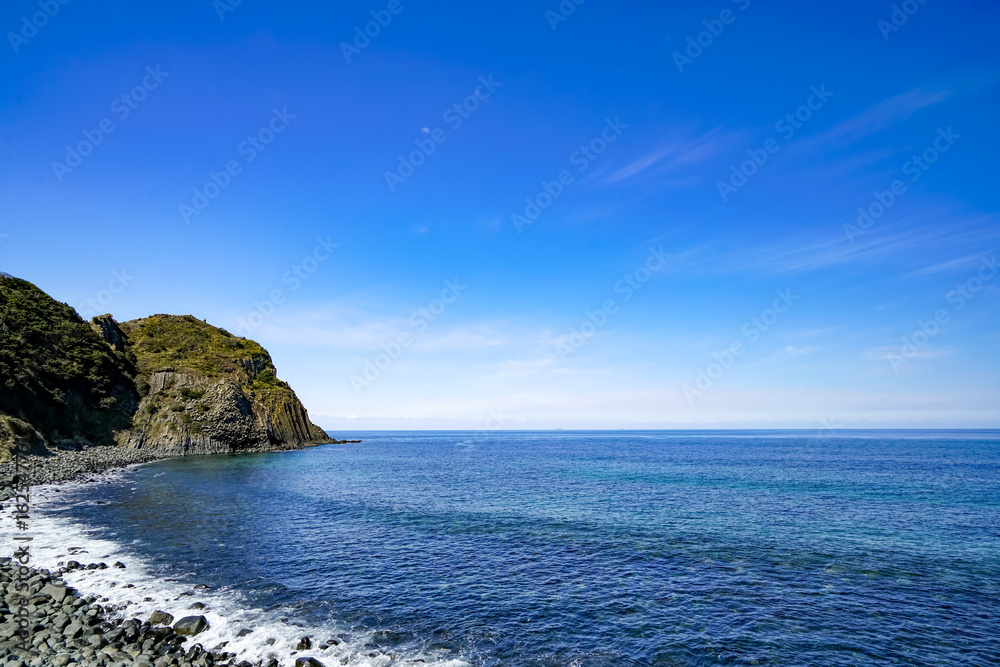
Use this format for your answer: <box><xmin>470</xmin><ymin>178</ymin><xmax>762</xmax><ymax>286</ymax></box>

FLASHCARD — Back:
<box><xmin>866</xmin><ymin>346</ymin><xmax>953</xmax><ymax>361</ymax></box>
<box><xmin>416</xmin><ymin>324</ymin><xmax>510</xmax><ymax>351</ymax></box>
<box><xmin>603</xmin><ymin>145</ymin><xmax>676</xmax><ymax>184</ymax></box>
<box><xmin>660</xmin><ymin>207</ymin><xmax>1000</xmax><ymax>278</ymax></box>
<box><xmin>601</xmin><ymin>130</ymin><xmax>738</xmax><ymax>185</ymax></box>
<box><xmin>566</xmin><ymin>198</ymin><xmax>642</xmax><ymax>225</ymax></box>
<box><xmin>770</xmin><ymin>89</ymin><xmax>952</xmax><ymax>181</ymax></box>
<box><xmin>309</xmin><ymin>385</ymin><xmax>1000</xmax><ymax>430</ymax></box>
<box><xmin>903</xmin><ymin>249</ymin><xmax>999</xmax><ymax>278</ymax></box>
<box><xmin>807</xmin><ymin>147</ymin><xmax>900</xmax><ymax>180</ymax></box>
<box><xmin>749</xmin><ymin>344</ymin><xmax>819</xmax><ymax>366</ymax></box>
<box><xmin>790</xmin><ymin>327</ymin><xmax>843</xmax><ymax>339</ymax></box>
<box><xmin>484</xmin><ymin>357</ymin><xmax>555</xmax><ymax>379</ymax></box>
<box><xmin>261</xmin><ymin>314</ymin><xmax>514</xmax><ymax>353</ymax></box>
<box><xmin>795</xmin><ymin>88</ymin><xmax>950</xmax><ymax>154</ymax></box>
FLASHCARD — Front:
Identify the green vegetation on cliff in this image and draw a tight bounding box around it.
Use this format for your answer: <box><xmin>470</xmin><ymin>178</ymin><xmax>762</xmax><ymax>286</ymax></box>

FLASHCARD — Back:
<box><xmin>118</xmin><ymin>314</ymin><xmax>331</xmax><ymax>452</ymax></box>
<box><xmin>0</xmin><ymin>276</ymin><xmax>138</xmax><ymax>458</ymax></box>
<box><xmin>120</xmin><ymin>314</ymin><xmax>299</xmax><ymax>406</ymax></box>
<box><xmin>121</xmin><ymin>315</ymin><xmax>277</xmax><ymax>380</ymax></box>
<box><xmin>0</xmin><ymin>278</ymin><xmax>331</xmax><ymax>459</ymax></box>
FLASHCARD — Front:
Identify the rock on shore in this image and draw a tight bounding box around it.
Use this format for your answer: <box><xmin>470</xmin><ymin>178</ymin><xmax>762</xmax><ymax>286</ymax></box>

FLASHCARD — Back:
<box><xmin>0</xmin><ymin>557</ymin><xmax>325</xmax><ymax>667</ymax></box>
<box><xmin>0</xmin><ymin>448</ymin><xmax>170</xmax><ymax>502</ymax></box>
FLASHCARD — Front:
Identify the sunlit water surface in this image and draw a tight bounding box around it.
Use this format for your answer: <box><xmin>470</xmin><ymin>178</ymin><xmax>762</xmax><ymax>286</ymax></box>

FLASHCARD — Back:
<box><xmin>8</xmin><ymin>430</ymin><xmax>999</xmax><ymax>666</ymax></box>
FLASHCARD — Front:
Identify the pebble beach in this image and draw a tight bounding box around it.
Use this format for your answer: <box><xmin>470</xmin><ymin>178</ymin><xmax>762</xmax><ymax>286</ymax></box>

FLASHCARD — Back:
<box><xmin>0</xmin><ymin>449</ymin><xmax>334</xmax><ymax>667</ymax></box>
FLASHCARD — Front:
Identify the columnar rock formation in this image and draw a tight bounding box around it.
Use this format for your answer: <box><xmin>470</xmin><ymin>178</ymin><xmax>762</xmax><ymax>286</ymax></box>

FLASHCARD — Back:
<box><xmin>112</xmin><ymin>314</ymin><xmax>331</xmax><ymax>455</ymax></box>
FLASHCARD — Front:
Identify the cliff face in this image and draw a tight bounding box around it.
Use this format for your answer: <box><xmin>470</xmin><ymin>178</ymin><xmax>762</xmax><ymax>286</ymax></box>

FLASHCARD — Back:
<box><xmin>115</xmin><ymin>315</ymin><xmax>332</xmax><ymax>455</ymax></box>
<box><xmin>0</xmin><ymin>277</ymin><xmax>139</xmax><ymax>459</ymax></box>
<box><xmin>0</xmin><ymin>276</ymin><xmax>331</xmax><ymax>459</ymax></box>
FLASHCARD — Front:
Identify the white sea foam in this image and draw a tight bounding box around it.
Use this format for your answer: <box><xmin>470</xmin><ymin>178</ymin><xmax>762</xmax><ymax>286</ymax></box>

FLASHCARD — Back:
<box><xmin>1</xmin><ymin>478</ymin><xmax>469</xmax><ymax>667</ymax></box>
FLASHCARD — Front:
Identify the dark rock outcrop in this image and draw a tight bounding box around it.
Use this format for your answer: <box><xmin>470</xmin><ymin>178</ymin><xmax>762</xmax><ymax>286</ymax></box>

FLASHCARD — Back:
<box><xmin>150</xmin><ymin>611</ymin><xmax>174</xmax><ymax>626</ymax></box>
<box><xmin>0</xmin><ymin>276</ymin><xmax>139</xmax><ymax>459</ymax></box>
<box><xmin>0</xmin><ymin>414</ymin><xmax>47</xmax><ymax>458</ymax></box>
<box><xmin>89</xmin><ymin>314</ymin><xmax>128</xmax><ymax>351</ymax></box>
<box><xmin>295</xmin><ymin>658</ymin><xmax>326</xmax><ymax>667</ymax></box>
<box><xmin>173</xmin><ymin>615</ymin><xmax>210</xmax><ymax>636</ymax></box>
<box><xmin>0</xmin><ymin>558</ymin><xmax>242</xmax><ymax>667</ymax></box>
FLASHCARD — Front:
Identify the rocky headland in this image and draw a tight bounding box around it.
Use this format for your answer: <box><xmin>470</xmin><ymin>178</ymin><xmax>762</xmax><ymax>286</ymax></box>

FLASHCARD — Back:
<box><xmin>0</xmin><ymin>275</ymin><xmax>362</xmax><ymax>665</ymax></box>
<box><xmin>113</xmin><ymin>313</ymin><xmax>333</xmax><ymax>457</ymax></box>
<box><xmin>0</xmin><ymin>275</ymin><xmax>355</xmax><ymax>470</ymax></box>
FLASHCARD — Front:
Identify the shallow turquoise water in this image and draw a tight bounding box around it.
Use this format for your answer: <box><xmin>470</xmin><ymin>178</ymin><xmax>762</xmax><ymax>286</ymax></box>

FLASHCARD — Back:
<box><xmin>43</xmin><ymin>430</ymin><xmax>1000</xmax><ymax>665</ymax></box>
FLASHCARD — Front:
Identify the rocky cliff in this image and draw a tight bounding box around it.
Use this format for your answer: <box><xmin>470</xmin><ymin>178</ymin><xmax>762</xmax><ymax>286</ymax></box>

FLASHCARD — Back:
<box><xmin>0</xmin><ymin>276</ymin><xmax>333</xmax><ymax>459</ymax></box>
<box><xmin>0</xmin><ymin>277</ymin><xmax>139</xmax><ymax>459</ymax></box>
<box><xmin>114</xmin><ymin>314</ymin><xmax>332</xmax><ymax>455</ymax></box>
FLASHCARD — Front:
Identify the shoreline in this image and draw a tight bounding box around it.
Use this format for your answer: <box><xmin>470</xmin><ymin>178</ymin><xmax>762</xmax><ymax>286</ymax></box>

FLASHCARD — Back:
<box><xmin>0</xmin><ymin>439</ymin><xmax>361</xmax><ymax>503</ymax></box>
<box><xmin>0</xmin><ymin>442</ymin><xmax>374</xmax><ymax>667</ymax></box>
<box><xmin>0</xmin><ymin>557</ymin><xmax>265</xmax><ymax>667</ymax></box>
<box><xmin>0</xmin><ymin>447</ymin><xmax>172</xmax><ymax>503</ymax></box>
<box><xmin>0</xmin><ymin>492</ymin><xmax>367</xmax><ymax>667</ymax></box>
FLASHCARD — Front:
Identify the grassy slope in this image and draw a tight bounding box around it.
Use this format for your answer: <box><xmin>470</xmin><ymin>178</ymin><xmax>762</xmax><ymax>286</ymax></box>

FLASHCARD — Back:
<box><xmin>121</xmin><ymin>315</ymin><xmax>267</xmax><ymax>375</ymax></box>
<box><xmin>120</xmin><ymin>314</ymin><xmax>302</xmax><ymax>418</ymax></box>
<box><xmin>0</xmin><ymin>277</ymin><xmax>138</xmax><ymax>458</ymax></box>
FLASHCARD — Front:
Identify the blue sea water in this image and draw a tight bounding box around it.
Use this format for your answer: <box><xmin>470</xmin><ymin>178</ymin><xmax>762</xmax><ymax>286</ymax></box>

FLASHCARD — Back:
<box><xmin>17</xmin><ymin>431</ymin><xmax>1000</xmax><ymax>665</ymax></box>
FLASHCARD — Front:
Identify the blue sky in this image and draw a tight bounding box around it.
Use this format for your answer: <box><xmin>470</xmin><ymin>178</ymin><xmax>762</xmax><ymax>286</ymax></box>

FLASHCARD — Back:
<box><xmin>2</xmin><ymin>0</ymin><xmax>998</xmax><ymax>429</ymax></box>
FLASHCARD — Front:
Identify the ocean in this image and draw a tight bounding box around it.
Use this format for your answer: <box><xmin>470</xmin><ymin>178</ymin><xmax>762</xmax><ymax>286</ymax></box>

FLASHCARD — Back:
<box><xmin>4</xmin><ymin>430</ymin><xmax>999</xmax><ymax>666</ymax></box>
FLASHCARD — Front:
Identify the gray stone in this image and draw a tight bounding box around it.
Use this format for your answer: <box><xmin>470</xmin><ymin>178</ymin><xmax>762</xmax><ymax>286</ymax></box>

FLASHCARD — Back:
<box><xmin>295</xmin><ymin>658</ymin><xmax>325</xmax><ymax>667</ymax></box>
<box><xmin>149</xmin><ymin>611</ymin><xmax>174</xmax><ymax>626</ymax></box>
<box><xmin>172</xmin><ymin>616</ymin><xmax>210</xmax><ymax>637</ymax></box>
<box><xmin>39</xmin><ymin>584</ymin><xmax>71</xmax><ymax>603</ymax></box>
